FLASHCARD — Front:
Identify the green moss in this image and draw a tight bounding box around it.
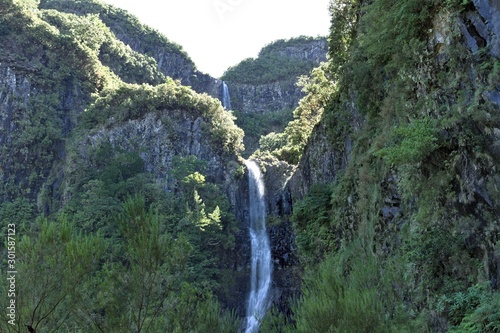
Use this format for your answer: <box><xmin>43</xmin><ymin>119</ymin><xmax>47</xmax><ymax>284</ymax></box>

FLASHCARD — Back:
<box><xmin>375</xmin><ymin>118</ymin><xmax>439</xmax><ymax>165</ymax></box>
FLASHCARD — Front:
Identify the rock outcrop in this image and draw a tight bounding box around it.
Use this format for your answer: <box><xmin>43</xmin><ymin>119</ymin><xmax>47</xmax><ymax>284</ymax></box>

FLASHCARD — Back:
<box><xmin>79</xmin><ymin>112</ymin><xmax>237</xmax><ymax>193</ymax></box>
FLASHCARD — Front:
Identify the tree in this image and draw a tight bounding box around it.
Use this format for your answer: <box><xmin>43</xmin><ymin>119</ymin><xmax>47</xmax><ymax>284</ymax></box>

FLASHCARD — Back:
<box><xmin>0</xmin><ymin>216</ymin><xmax>105</xmax><ymax>333</ymax></box>
<box><xmin>100</xmin><ymin>195</ymin><xmax>190</xmax><ymax>332</ymax></box>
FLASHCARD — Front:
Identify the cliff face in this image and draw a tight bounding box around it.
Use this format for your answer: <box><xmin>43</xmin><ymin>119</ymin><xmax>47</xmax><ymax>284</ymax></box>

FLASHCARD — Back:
<box><xmin>228</xmin><ymin>80</ymin><xmax>302</xmax><ymax>114</ymax></box>
<box><xmin>77</xmin><ymin>112</ymin><xmax>235</xmax><ymax>194</ymax></box>
<box><xmin>0</xmin><ymin>66</ymin><xmax>33</xmax><ymax>199</ymax></box>
<box><xmin>220</xmin><ymin>37</ymin><xmax>328</xmax><ymax>155</ymax></box>
<box><xmin>225</xmin><ymin>38</ymin><xmax>328</xmax><ymax>115</ymax></box>
<box><xmin>459</xmin><ymin>0</ymin><xmax>500</xmax><ymax>58</ymax></box>
<box><xmin>0</xmin><ymin>1</ymin><xmax>244</xmax><ymax>210</ymax></box>
<box><xmin>294</xmin><ymin>0</ymin><xmax>500</xmax><ymax>197</ymax></box>
<box><xmin>40</xmin><ymin>0</ymin><xmax>229</xmax><ymax>104</ymax></box>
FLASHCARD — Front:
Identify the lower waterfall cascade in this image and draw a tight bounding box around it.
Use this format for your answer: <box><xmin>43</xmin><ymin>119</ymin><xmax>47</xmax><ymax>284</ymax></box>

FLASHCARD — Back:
<box><xmin>244</xmin><ymin>160</ymin><xmax>272</xmax><ymax>333</ymax></box>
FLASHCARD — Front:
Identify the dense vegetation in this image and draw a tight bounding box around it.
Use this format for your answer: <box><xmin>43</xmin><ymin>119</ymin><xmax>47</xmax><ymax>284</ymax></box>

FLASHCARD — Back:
<box><xmin>221</xmin><ymin>36</ymin><xmax>326</xmax><ymax>85</ymax></box>
<box><xmin>233</xmin><ymin>108</ymin><xmax>293</xmax><ymax>157</ymax></box>
<box><xmin>40</xmin><ymin>0</ymin><xmax>195</xmax><ymax>73</ymax></box>
<box><xmin>1</xmin><ymin>0</ymin><xmax>499</xmax><ymax>332</ymax></box>
<box><xmin>260</xmin><ymin>0</ymin><xmax>500</xmax><ymax>332</ymax></box>
<box><xmin>258</xmin><ymin>62</ymin><xmax>336</xmax><ymax>164</ymax></box>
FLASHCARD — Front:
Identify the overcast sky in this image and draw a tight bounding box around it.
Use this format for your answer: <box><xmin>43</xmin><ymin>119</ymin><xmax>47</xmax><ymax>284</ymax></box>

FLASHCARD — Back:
<box><xmin>101</xmin><ymin>0</ymin><xmax>331</xmax><ymax>78</ymax></box>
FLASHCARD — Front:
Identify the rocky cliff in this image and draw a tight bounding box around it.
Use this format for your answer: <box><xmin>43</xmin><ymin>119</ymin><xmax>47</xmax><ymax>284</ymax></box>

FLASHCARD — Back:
<box><xmin>294</xmin><ymin>0</ymin><xmax>500</xmax><ymax>196</ymax></box>
<box><xmin>224</xmin><ymin>37</ymin><xmax>328</xmax><ymax>115</ymax></box>
<box><xmin>220</xmin><ymin>37</ymin><xmax>328</xmax><ymax>155</ymax></box>
<box><xmin>0</xmin><ymin>0</ymin><xmax>245</xmax><ymax>205</ymax></box>
<box><xmin>3</xmin><ymin>0</ymin><xmax>500</xmax><ymax>331</ymax></box>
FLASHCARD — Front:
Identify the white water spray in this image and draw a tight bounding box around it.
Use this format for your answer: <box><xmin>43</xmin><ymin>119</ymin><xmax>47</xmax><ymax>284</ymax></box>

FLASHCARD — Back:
<box><xmin>244</xmin><ymin>160</ymin><xmax>272</xmax><ymax>333</ymax></box>
<box><xmin>221</xmin><ymin>81</ymin><xmax>231</xmax><ymax>110</ymax></box>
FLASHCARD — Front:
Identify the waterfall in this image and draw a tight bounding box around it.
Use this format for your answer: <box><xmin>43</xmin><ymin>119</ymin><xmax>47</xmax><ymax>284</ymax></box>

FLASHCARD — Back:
<box><xmin>244</xmin><ymin>160</ymin><xmax>272</xmax><ymax>333</ymax></box>
<box><xmin>221</xmin><ymin>81</ymin><xmax>231</xmax><ymax>110</ymax></box>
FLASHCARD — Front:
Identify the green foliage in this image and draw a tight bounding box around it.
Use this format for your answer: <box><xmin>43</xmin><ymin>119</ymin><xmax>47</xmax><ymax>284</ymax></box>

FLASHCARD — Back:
<box><xmin>233</xmin><ymin>107</ymin><xmax>293</xmax><ymax>156</ymax></box>
<box><xmin>452</xmin><ymin>294</ymin><xmax>500</xmax><ymax>333</ymax></box>
<box><xmin>260</xmin><ymin>307</ymin><xmax>290</xmax><ymax>333</ymax></box>
<box><xmin>171</xmin><ymin>155</ymin><xmax>207</xmax><ymax>181</ymax></box>
<box><xmin>168</xmin><ymin>156</ymin><xmax>240</xmax><ymax>294</ymax></box>
<box><xmin>404</xmin><ymin>223</ymin><xmax>478</xmax><ymax>297</ymax></box>
<box><xmin>62</xmin><ymin>146</ymin><xmax>150</xmax><ymax>234</ymax></box>
<box><xmin>328</xmin><ymin>0</ymin><xmax>360</xmax><ymax>78</ymax></box>
<box><xmin>445</xmin><ymin>0</ymin><xmax>471</xmax><ymax>11</ymax></box>
<box><xmin>258</xmin><ymin>36</ymin><xmax>325</xmax><ymax>57</ymax></box>
<box><xmin>165</xmin><ymin>284</ymin><xmax>241</xmax><ymax>333</ymax></box>
<box><xmin>336</xmin><ymin>0</ymin><xmax>437</xmax><ymax>118</ymax></box>
<box><xmin>0</xmin><ymin>198</ymin><xmax>35</xmax><ymax>229</ymax></box>
<box><xmin>221</xmin><ymin>36</ymin><xmax>325</xmax><ymax>85</ymax></box>
<box><xmin>260</xmin><ymin>63</ymin><xmax>335</xmax><ymax>164</ymax></box>
<box><xmin>100</xmin><ymin>195</ymin><xmax>190</xmax><ymax>332</ymax></box>
<box><xmin>81</xmin><ymin>80</ymin><xmax>244</xmax><ymax>153</ymax></box>
<box><xmin>40</xmin><ymin>7</ymin><xmax>165</xmax><ymax>85</ymax></box>
<box><xmin>40</xmin><ymin>10</ymin><xmax>108</xmax><ymax>56</ymax></box>
<box><xmin>99</xmin><ymin>36</ymin><xmax>165</xmax><ymax>85</ymax></box>
<box><xmin>0</xmin><ymin>0</ymin><xmax>113</xmax><ymax>199</ymax></box>
<box><xmin>375</xmin><ymin>118</ymin><xmax>439</xmax><ymax>165</ymax></box>
<box><xmin>440</xmin><ymin>285</ymin><xmax>500</xmax><ymax>333</ymax></box>
<box><xmin>291</xmin><ymin>184</ymin><xmax>334</xmax><ymax>262</ymax></box>
<box><xmin>0</xmin><ymin>192</ymin><xmax>240</xmax><ymax>332</ymax></box>
<box><xmin>281</xmin><ymin>0</ymin><xmax>500</xmax><ymax>330</ymax></box>
<box><xmin>284</xmin><ymin>244</ymin><xmax>418</xmax><ymax>333</ymax></box>
<box><xmin>41</xmin><ymin>0</ymin><xmax>194</xmax><ymax>69</ymax></box>
<box><xmin>222</xmin><ymin>56</ymin><xmax>318</xmax><ymax>85</ymax></box>
<box><xmin>0</xmin><ymin>216</ymin><xmax>106</xmax><ymax>333</ymax></box>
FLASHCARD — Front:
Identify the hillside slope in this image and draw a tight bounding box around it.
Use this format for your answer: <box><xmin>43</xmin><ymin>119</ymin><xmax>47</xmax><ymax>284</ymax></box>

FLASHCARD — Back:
<box><xmin>0</xmin><ymin>1</ymin><xmax>247</xmax><ymax>331</ymax></box>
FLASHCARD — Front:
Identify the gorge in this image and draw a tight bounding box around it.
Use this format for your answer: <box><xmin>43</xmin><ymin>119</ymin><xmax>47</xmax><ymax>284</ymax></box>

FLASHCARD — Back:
<box><xmin>1</xmin><ymin>0</ymin><xmax>500</xmax><ymax>332</ymax></box>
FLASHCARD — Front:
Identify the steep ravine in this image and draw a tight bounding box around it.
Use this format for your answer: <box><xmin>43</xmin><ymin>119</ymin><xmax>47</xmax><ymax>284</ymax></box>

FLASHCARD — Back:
<box><xmin>2</xmin><ymin>0</ymin><xmax>500</xmax><ymax>331</ymax></box>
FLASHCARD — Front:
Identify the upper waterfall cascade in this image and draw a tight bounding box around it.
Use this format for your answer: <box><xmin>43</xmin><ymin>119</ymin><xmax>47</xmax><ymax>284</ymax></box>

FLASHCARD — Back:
<box><xmin>221</xmin><ymin>81</ymin><xmax>231</xmax><ymax>110</ymax></box>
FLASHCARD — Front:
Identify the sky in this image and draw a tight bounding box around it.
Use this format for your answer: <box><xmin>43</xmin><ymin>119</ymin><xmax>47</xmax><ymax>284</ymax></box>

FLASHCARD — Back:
<box><xmin>101</xmin><ymin>0</ymin><xmax>331</xmax><ymax>78</ymax></box>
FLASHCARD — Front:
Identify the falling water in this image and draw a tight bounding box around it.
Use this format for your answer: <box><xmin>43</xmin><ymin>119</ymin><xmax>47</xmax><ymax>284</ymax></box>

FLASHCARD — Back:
<box><xmin>244</xmin><ymin>160</ymin><xmax>272</xmax><ymax>333</ymax></box>
<box><xmin>221</xmin><ymin>81</ymin><xmax>231</xmax><ymax>110</ymax></box>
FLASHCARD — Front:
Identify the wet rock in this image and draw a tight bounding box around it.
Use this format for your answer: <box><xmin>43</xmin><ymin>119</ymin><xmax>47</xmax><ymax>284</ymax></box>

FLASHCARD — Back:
<box><xmin>460</xmin><ymin>0</ymin><xmax>500</xmax><ymax>57</ymax></box>
<box><xmin>268</xmin><ymin>220</ymin><xmax>301</xmax><ymax>315</ymax></box>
